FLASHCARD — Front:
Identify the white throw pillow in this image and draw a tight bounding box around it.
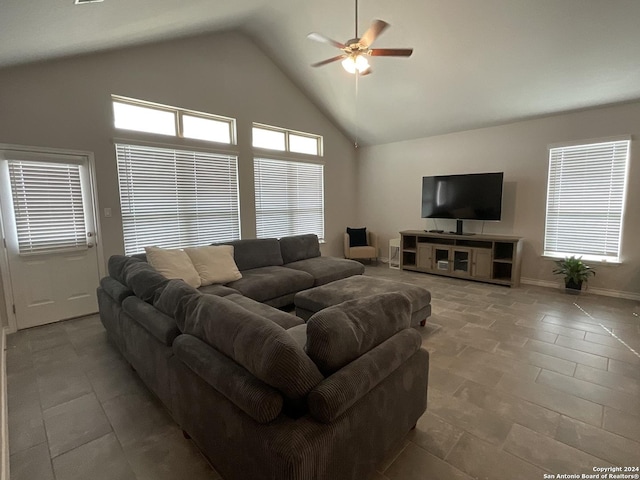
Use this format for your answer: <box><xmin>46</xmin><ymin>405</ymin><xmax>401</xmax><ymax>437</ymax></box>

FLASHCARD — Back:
<box><xmin>184</xmin><ymin>245</ymin><xmax>242</xmax><ymax>286</ymax></box>
<box><xmin>145</xmin><ymin>246</ymin><xmax>202</xmax><ymax>288</ymax></box>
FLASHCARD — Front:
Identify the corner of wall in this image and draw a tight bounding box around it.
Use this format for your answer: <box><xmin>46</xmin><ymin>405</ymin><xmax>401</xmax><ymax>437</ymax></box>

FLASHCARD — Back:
<box><xmin>1</xmin><ymin>327</ymin><xmax>8</xmax><ymax>480</ymax></box>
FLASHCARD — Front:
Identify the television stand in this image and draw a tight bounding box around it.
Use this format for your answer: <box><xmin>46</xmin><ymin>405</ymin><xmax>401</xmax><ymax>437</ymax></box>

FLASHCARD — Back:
<box><xmin>400</xmin><ymin>230</ymin><xmax>523</xmax><ymax>287</ymax></box>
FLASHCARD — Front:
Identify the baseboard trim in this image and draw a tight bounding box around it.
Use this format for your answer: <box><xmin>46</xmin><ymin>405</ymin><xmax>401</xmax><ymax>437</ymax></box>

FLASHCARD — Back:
<box><xmin>1</xmin><ymin>327</ymin><xmax>8</xmax><ymax>480</ymax></box>
<box><xmin>521</xmin><ymin>277</ymin><xmax>640</xmax><ymax>301</ymax></box>
<box><xmin>586</xmin><ymin>287</ymin><xmax>640</xmax><ymax>301</ymax></box>
<box><xmin>520</xmin><ymin>278</ymin><xmax>560</xmax><ymax>289</ymax></box>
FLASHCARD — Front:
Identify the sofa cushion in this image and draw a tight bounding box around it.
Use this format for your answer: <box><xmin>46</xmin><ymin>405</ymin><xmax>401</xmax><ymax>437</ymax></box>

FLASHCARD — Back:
<box><xmin>123</xmin><ymin>261</ymin><xmax>170</xmax><ymax>304</ymax></box>
<box><xmin>122</xmin><ymin>296</ymin><xmax>181</xmax><ymax>346</ymax></box>
<box><xmin>347</xmin><ymin>227</ymin><xmax>368</xmax><ymax>247</ymax></box>
<box><xmin>225</xmin><ymin>293</ymin><xmax>303</xmax><ymax>329</ymax></box>
<box><xmin>108</xmin><ymin>255</ymin><xmax>141</xmax><ymax>284</ymax></box>
<box><xmin>153</xmin><ymin>279</ymin><xmax>202</xmax><ymax>332</ymax></box>
<box><xmin>173</xmin><ymin>334</ymin><xmax>283</xmax><ymax>424</ymax></box>
<box><xmin>224</xmin><ymin>238</ymin><xmax>283</xmax><ymax>271</ymax></box>
<box><xmin>225</xmin><ymin>266</ymin><xmax>314</xmax><ymax>303</ymax></box>
<box><xmin>286</xmin><ymin>324</ymin><xmax>307</xmax><ymax>350</ymax></box>
<box><xmin>145</xmin><ymin>246</ymin><xmax>202</xmax><ymax>288</ymax></box>
<box><xmin>197</xmin><ymin>284</ymin><xmax>239</xmax><ymax>297</ymax></box>
<box><xmin>284</xmin><ymin>257</ymin><xmax>364</xmax><ymax>286</ymax></box>
<box><xmin>306</xmin><ymin>292</ymin><xmax>411</xmax><ymax>375</ymax></box>
<box><xmin>182</xmin><ymin>294</ymin><xmax>324</xmax><ymax>400</ymax></box>
<box><xmin>279</xmin><ymin>234</ymin><xmax>321</xmax><ymax>264</ymax></box>
<box><xmin>184</xmin><ymin>245</ymin><xmax>242</xmax><ymax>286</ymax></box>
<box><xmin>99</xmin><ymin>276</ymin><xmax>133</xmax><ymax>303</ymax></box>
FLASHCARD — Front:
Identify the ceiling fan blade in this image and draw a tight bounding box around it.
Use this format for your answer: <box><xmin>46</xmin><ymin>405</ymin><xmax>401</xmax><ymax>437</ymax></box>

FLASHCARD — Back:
<box><xmin>359</xmin><ymin>20</ymin><xmax>389</xmax><ymax>48</ymax></box>
<box><xmin>311</xmin><ymin>55</ymin><xmax>345</xmax><ymax>67</ymax></box>
<box><xmin>359</xmin><ymin>68</ymin><xmax>372</xmax><ymax>76</ymax></box>
<box><xmin>370</xmin><ymin>48</ymin><xmax>414</xmax><ymax>57</ymax></box>
<box><xmin>307</xmin><ymin>32</ymin><xmax>346</xmax><ymax>49</ymax></box>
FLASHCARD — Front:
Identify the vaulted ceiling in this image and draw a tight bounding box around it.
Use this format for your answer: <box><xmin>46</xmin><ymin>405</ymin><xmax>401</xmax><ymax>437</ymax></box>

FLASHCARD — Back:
<box><xmin>2</xmin><ymin>0</ymin><xmax>640</xmax><ymax>146</ymax></box>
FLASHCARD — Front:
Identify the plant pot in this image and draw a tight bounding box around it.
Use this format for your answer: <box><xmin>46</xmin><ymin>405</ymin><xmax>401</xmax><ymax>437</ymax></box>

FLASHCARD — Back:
<box><xmin>565</xmin><ymin>279</ymin><xmax>582</xmax><ymax>294</ymax></box>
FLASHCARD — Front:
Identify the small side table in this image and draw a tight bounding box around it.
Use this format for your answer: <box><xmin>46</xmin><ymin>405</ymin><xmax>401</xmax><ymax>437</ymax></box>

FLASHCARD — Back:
<box><xmin>389</xmin><ymin>238</ymin><xmax>401</xmax><ymax>269</ymax></box>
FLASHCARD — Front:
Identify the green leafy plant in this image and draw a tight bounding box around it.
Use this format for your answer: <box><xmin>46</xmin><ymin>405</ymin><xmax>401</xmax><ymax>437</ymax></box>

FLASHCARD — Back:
<box><xmin>552</xmin><ymin>256</ymin><xmax>596</xmax><ymax>288</ymax></box>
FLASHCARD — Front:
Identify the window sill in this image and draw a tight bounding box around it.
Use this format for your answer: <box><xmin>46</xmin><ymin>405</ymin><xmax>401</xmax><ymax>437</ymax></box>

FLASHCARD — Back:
<box><xmin>542</xmin><ymin>254</ymin><xmax>622</xmax><ymax>266</ymax></box>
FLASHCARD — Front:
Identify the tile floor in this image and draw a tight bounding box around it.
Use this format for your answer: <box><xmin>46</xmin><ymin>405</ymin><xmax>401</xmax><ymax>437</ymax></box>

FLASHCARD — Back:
<box><xmin>6</xmin><ymin>265</ymin><xmax>640</xmax><ymax>479</ymax></box>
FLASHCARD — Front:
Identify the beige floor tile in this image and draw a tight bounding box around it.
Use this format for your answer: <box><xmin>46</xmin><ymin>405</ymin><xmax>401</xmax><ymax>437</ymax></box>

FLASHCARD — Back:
<box><xmin>497</xmin><ymin>374</ymin><xmax>603</xmax><ymax>426</ymax></box>
<box><xmin>407</xmin><ymin>412</ymin><xmax>465</xmax><ymax>459</ymax></box>
<box><xmin>602</xmin><ymin>407</ymin><xmax>640</xmax><ymax>443</ymax></box>
<box><xmin>453</xmin><ymin>379</ymin><xmax>561</xmax><ymax>437</ymax></box>
<box><xmin>385</xmin><ymin>443</ymin><xmax>472</xmax><ymax>480</ymax></box>
<box><xmin>555</xmin><ymin>415</ymin><xmax>640</xmax><ymax>466</ymax></box>
<box><xmin>537</xmin><ymin>369</ymin><xmax>639</xmax><ymax>416</ymax></box>
<box><xmin>446</xmin><ymin>432</ymin><xmax>545</xmax><ymax>480</ymax></box>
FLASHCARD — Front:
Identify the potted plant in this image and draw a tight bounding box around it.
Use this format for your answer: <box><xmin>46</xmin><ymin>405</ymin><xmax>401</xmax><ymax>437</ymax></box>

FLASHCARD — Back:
<box><xmin>553</xmin><ymin>256</ymin><xmax>596</xmax><ymax>293</ymax></box>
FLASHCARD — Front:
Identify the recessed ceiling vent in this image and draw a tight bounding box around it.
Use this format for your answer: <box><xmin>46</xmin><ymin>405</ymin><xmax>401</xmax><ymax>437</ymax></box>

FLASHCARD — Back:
<box><xmin>74</xmin><ymin>0</ymin><xmax>104</xmax><ymax>4</ymax></box>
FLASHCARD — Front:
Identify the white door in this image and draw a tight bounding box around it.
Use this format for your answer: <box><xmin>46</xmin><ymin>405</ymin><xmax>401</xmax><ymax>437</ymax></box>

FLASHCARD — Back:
<box><xmin>0</xmin><ymin>148</ymin><xmax>101</xmax><ymax>329</ymax></box>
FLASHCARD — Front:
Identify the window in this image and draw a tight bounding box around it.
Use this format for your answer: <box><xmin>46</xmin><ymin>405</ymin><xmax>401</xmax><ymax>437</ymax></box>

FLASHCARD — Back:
<box><xmin>253</xmin><ymin>127</ymin><xmax>286</xmax><ymax>151</ymax></box>
<box><xmin>252</xmin><ymin>124</ymin><xmax>322</xmax><ymax>156</ymax></box>
<box><xmin>289</xmin><ymin>133</ymin><xmax>320</xmax><ymax>155</ymax></box>
<box><xmin>116</xmin><ymin>143</ymin><xmax>240</xmax><ymax>255</ymax></box>
<box><xmin>112</xmin><ymin>96</ymin><xmax>236</xmax><ymax>144</ymax></box>
<box><xmin>7</xmin><ymin>160</ymin><xmax>88</xmax><ymax>254</ymax></box>
<box><xmin>113</xmin><ymin>102</ymin><xmax>176</xmax><ymax>136</ymax></box>
<box><xmin>254</xmin><ymin>158</ymin><xmax>324</xmax><ymax>241</ymax></box>
<box><xmin>182</xmin><ymin>114</ymin><xmax>231</xmax><ymax>143</ymax></box>
<box><xmin>544</xmin><ymin>138</ymin><xmax>630</xmax><ymax>262</ymax></box>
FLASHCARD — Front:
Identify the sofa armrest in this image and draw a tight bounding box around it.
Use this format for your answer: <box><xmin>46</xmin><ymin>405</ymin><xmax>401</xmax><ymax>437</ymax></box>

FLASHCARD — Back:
<box><xmin>100</xmin><ymin>276</ymin><xmax>133</xmax><ymax>303</ymax></box>
<box><xmin>343</xmin><ymin>233</ymin><xmax>351</xmax><ymax>258</ymax></box>
<box><xmin>173</xmin><ymin>334</ymin><xmax>284</xmax><ymax>424</ymax></box>
<box><xmin>307</xmin><ymin>328</ymin><xmax>424</xmax><ymax>423</ymax></box>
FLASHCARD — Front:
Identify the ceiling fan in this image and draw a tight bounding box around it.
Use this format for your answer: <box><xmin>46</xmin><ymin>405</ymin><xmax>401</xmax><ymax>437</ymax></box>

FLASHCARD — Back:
<box><xmin>307</xmin><ymin>0</ymin><xmax>413</xmax><ymax>75</ymax></box>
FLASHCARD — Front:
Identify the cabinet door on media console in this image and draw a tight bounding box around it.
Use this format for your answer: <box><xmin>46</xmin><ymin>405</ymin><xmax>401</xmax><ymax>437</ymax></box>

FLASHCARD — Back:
<box><xmin>431</xmin><ymin>246</ymin><xmax>472</xmax><ymax>276</ymax></box>
<box><xmin>416</xmin><ymin>244</ymin><xmax>434</xmax><ymax>271</ymax></box>
<box><xmin>451</xmin><ymin>248</ymin><xmax>471</xmax><ymax>276</ymax></box>
<box><xmin>471</xmin><ymin>249</ymin><xmax>492</xmax><ymax>279</ymax></box>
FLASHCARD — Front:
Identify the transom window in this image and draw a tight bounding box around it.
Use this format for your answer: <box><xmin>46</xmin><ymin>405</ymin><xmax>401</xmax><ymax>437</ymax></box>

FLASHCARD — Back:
<box><xmin>544</xmin><ymin>138</ymin><xmax>630</xmax><ymax>263</ymax></box>
<box><xmin>112</xmin><ymin>95</ymin><xmax>236</xmax><ymax>145</ymax></box>
<box><xmin>252</xmin><ymin>123</ymin><xmax>323</xmax><ymax>156</ymax></box>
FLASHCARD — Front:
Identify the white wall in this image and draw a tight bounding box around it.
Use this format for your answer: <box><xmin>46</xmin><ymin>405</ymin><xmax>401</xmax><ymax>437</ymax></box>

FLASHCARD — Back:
<box><xmin>0</xmin><ymin>31</ymin><xmax>358</xmax><ymax>327</ymax></box>
<box><xmin>357</xmin><ymin>102</ymin><xmax>640</xmax><ymax>297</ymax></box>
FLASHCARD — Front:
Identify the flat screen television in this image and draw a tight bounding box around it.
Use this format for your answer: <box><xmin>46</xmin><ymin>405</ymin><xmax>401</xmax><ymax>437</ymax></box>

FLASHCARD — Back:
<box><xmin>421</xmin><ymin>172</ymin><xmax>504</xmax><ymax>235</ymax></box>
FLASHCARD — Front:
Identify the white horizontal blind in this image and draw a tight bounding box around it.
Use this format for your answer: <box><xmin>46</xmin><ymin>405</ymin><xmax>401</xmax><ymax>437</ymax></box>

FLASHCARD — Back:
<box><xmin>544</xmin><ymin>140</ymin><xmax>630</xmax><ymax>262</ymax></box>
<box><xmin>116</xmin><ymin>144</ymin><xmax>240</xmax><ymax>255</ymax></box>
<box><xmin>8</xmin><ymin>160</ymin><xmax>87</xmax><ymax>254</ymax></box>
<box><xmin>254</xmin><ymin>158</ymin><xmax>324</xmax><ymax>241</ymax></box>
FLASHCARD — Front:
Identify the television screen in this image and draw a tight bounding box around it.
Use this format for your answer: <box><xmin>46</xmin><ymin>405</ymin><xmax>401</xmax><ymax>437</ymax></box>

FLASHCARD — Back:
<box><xmin>421</xmin><ymin>172</ymin><xmax>503</xmax><ymax>221</ymax></box>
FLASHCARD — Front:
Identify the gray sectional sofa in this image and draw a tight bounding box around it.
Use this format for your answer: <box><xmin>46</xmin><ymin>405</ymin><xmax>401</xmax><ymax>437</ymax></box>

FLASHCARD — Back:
<box><xmin>97</xmin><ymin>234</ymin><xmax>430</xmax><ymax>480</ymax></box>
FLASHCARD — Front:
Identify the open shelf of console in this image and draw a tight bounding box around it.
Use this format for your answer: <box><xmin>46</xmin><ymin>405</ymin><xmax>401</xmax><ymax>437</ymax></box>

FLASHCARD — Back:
<box><xmin>400</xmin><ymin>230</ymin><xmax>523</xmax><ymax>287</ymax></box>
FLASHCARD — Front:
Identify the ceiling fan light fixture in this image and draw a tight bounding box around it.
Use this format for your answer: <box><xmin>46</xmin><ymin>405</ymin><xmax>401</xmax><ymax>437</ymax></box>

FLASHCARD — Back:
<box><xmin>342</xmin><ymin>54</ymin><xmax>369</xmax><ymax>74</ymax></box>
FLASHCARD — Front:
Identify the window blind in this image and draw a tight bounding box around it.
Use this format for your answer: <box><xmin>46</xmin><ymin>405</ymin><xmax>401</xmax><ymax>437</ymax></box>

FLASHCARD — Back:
<box><xmin>116</xmin><ymin>144</ymin><xmax>240</xmax><ymax>255</ymax></box>
<box><xmin>254</xmin><ymin>158</ymin><xmax>324</xmax><ymax>241</ymax></box>
<box><xmin>544</xmin><ymin>139</ymin><xmax>630</xmax><ymax>262</ymax></box>
<box><xmin>8</xmin><ymin>160</ymin><xmax>87</xmax><ymax>254</ymax></box>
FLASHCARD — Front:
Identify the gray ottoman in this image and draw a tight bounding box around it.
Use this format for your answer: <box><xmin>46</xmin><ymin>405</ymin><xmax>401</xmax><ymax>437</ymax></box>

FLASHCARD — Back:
<box><xmin>295</xmin><ymin>275</ymin><xmax>431</xmax><ymax>326</ymax></box>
